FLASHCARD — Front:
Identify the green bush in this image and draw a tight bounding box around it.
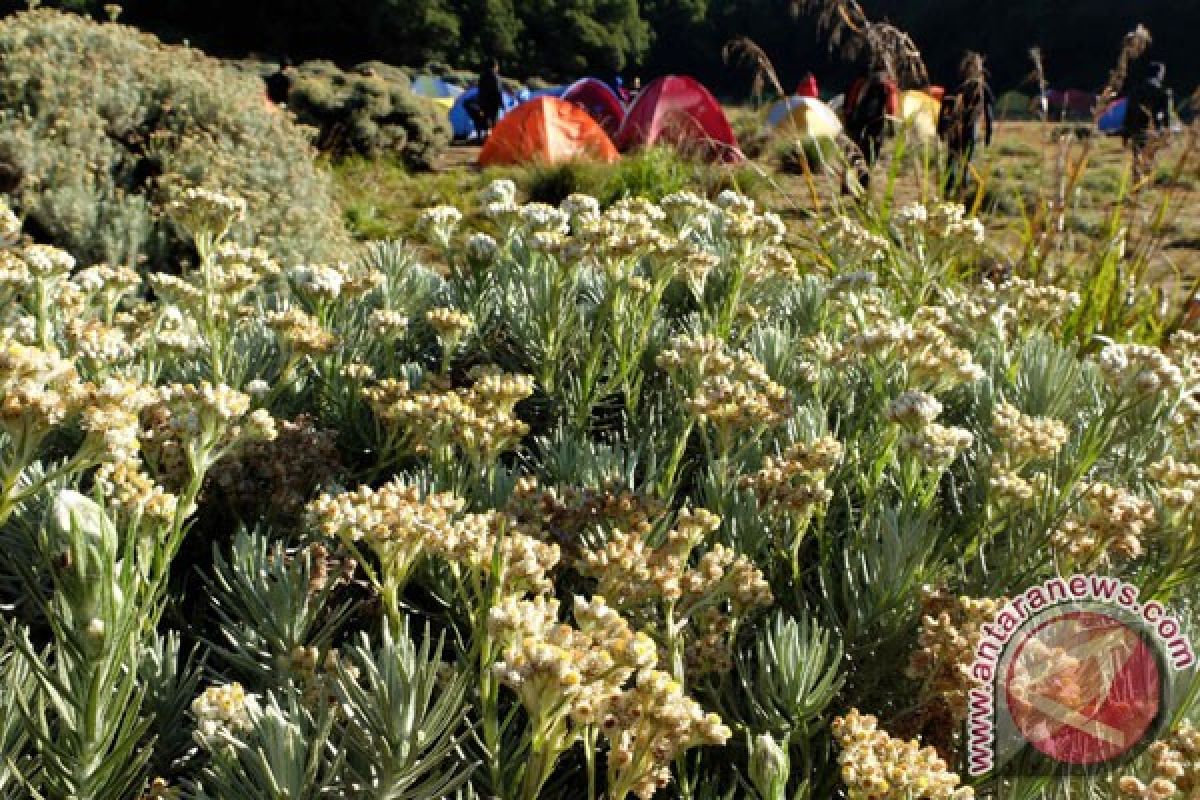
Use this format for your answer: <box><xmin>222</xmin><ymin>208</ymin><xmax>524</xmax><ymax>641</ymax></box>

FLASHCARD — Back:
<box><xmin>599</xmin><ymin>146</ymin><xmax>698</xmax><ymax>203</ymax></box>
<box><xmin>287</xmin><ymin>60</ymin><xmax>451</xmax><ymax>171</ymax></box>
<box><xmin>774</xmin><ymin>135</ymin><xmax>841</xmax><ymax>175</ymax></box>
<box><xmin>0</xmin><ymin>10</ymin><xmax>347</xmax><ymax>270</ymax></box>
<box><xmin>522</xmin><ymin>160</ymin><xmax>605</xmax><ymax>206</ymax></box>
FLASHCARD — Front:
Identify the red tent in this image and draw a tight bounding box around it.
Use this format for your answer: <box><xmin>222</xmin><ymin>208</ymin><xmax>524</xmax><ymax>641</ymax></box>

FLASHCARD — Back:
<box><xmin>560</xmin><ymin>77</ymin><xmax>626</xmax><ymax>137</ymax></box>
<box><xmin>477</xmin><ymin>97</ymin><xmax>618</xmax><ymax>167</ymax></box>
<box><xmin>796</xmin><ymin>73</ymin><xmax>819</xmax><ymax>98</ymax></box>
<box><xmin>615</xmin><ymin>75</ymin><xmax>742</xmax><ymax>163</ymax></box>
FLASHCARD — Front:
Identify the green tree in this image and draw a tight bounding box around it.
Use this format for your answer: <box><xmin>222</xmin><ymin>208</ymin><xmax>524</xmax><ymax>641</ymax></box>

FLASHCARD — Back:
<box><xmin>514</xmin><ymin>0</ymin><xmax>649</xmax><ymax>79</ymax></box>
<box><xmin>455</xmin><ymin>0</ymin><xmax>522</xmax><ymax>66</ymax></box>
<box><xmin>368</xmin><ymin>0</ymin><xmax>461</xmax><ymax>65</ymax></box>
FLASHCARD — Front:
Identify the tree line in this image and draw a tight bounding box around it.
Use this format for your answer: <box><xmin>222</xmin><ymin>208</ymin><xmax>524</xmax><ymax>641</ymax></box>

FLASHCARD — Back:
<box><xmin>4</xmin><ymin>0</ymin><xmax>1198</xmax><ymax>97</ymax></box>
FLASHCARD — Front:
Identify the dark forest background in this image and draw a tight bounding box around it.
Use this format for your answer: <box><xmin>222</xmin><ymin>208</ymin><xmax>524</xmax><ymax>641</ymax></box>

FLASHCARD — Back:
<box><xmin>6</xmin><ymin>0</ymin><xmax>1198</xmax><ymax>96</ymax></box>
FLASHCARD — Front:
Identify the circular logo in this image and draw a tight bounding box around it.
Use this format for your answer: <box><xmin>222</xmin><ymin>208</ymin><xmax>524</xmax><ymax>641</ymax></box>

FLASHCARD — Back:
<box><xmin>1003</xmin><ymin>610</ymin><xmax>1163</xmax><ymax>766</ymax></box>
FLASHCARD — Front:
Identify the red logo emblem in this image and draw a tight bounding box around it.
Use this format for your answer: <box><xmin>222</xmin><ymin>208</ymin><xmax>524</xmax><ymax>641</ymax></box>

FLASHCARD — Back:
<box><xmin>1004</xmin><ymin>610</ymin><xmax>1162</xmax><ymax>765</ymax></box>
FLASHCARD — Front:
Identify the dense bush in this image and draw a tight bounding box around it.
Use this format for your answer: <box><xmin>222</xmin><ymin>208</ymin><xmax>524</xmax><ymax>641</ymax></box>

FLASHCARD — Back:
<box><xmin>286</xmin><ymin>60</ymin><xmax>451</xmax><ymax>171</ymax></box>
<box><xmin>0</xmin><ymin>9</ymin><xmax>347</xmax><ymax>270</ymax></box>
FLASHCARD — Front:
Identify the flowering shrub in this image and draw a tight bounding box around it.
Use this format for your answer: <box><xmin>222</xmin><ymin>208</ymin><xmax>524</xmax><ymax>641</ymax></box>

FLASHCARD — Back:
<box><xmin>0</xmin><ymin>10</ymin><xmax>347</xmax><ymax>271</ymax></box>
<box><xmin>0</xmin><ymin>172</ymin><xmax>1196</xmax><ymax>800</ymax></box>
<box><xmin>286</xmin><ymin>60</ymin><xmax>451</xmax><ymax>170</ymax></box>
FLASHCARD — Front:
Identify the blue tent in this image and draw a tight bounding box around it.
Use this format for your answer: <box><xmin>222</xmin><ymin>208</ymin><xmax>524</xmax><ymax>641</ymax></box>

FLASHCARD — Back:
<box><xmin>524</xmin><ymin>86</ymin><xmax>567</xmax><ymax>101</ymax></box>
<box><xmin>766</xmin><ymin>96</ymin><xmax>805</xmax><ymax>128</ymax></box>
<box><xmin>411</xmin><ymin>75</ymin><xmax>463</xmax><ymax>99</ymax></box>
<box><xmin>450</xmin><ymin>88</ymin><xmax>518</xmax><ymax>140</ymax></box>
<box><xmin>1098</xmin><ymin>98</ymin><xmax>1127</xmax><ymax>134</ymax></box>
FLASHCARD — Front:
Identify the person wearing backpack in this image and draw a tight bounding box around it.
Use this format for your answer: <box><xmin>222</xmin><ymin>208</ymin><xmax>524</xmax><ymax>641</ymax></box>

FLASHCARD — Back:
<box><xmin>1123</xmin><ymin>61</ymin><xmax>1170</xmax><ymax>183</ymax></box>
<box><xmin>843</xmin><ymin>60</ymin><xmax>897</xmax><ymax>195</ymax></box>
<box><xmin>466</xmin><ymin>60</ymin><xmax>503</xmax><ymax>141</ymax></box>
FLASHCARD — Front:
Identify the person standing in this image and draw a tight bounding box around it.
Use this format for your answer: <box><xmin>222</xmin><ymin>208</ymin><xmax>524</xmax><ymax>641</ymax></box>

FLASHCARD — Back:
<box><xmin>472</xmin><ymin>60</ymin><xmax>503</xmax><ymax>141</ymax></box>
<box><xmin>1123</xmin><ymin>62</ymin><xmax>1170</xmax><ymax>183</ymax></box>
<box><xmin>843</xmin><ymin>60</ymin><xmax>897</xmax><ymax>195</ymax></box>
<box><xmin>939</xmin><ymin>53</ymin><xmax>995</xmax><ymax>195</ymax></box>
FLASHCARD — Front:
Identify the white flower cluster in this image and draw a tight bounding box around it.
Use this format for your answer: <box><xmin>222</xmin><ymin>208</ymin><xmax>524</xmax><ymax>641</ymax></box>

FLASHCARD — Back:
<box><xmin>1098</xmin><ymin>343</ymin><xmax>1184</xmax><ymax>396</ymax></box>
<box><xmin>23</xmin><ymin>244</ymin><xmax>75</xmax><ymax>278</ymax></box>
<box><xmin>928</xmin><ymin>202</ymin><xmax>986</xmax><ymax>244</ymax></box>
<box><xmin>821</xmin><ymin>216</ymin><xmax>890</xmax><ymax>262</ymax></box>
<box><xmin>168</xmin><ymin>187</ymin><xmax>247</xmax><ymax>235</ymax></box>
<box><xmin>479</xmin><ymin>178</ymin><xmax>517</xmax><ymax>206</ymax></box>
<box><xmin>191</xmin><ymin>683</ymin><xmax>261</xmax><ymax>749</ymax></box>
<box><xmin>560</xmin><ymin>192</ymin><xmax>601</xmax><ymax>225</ymax></box>
<box><xmin>489</xmin><ymin>593</ymin><xmax>657</xmax><ymax>727</ymax></box>
<box><xmin>896</xmin><ymin>202</ymin><xmax>929</xmax><ymax>227</ymax></box>
<box><xmin>289</xmin><ymin>263</ymin><xmax>347</xmax><ymax>300</ymax></box>
<box><xmin>465</xmin><ymin>231</ymin><xmax>499</xmax><ymax>262</ymax></box>
<box><xmin>886</xmin><ymin>390</ymin><xmax>944</xmax><ymax>430</ymax></box>
<box><xmin>368</xmin><ymin>309</ymin><xmax>409</xmax><ymax>338</ymax></box>
<box><xmin>415</xmin><ymin>205</ymin><xmax>464</xmax><ymax>249</ymax></box>
<box><xmin>991</xmin><ymin>401</ymin><xmax>1070</xmax><ymax>465</ymax></box>
<box><xmin>0</xmin><ymin>198</ymin><xmax>19</xmax><ymax>242</ymax></box>
<box><xmin>1051</xmin><ymin>481</ymin><xmax>1156</xmax><ymax>564</ymax></box>
<box><xmin>885</xmin><ymin>390</ymin><xmax>973</xmax><ymax>469</ymax></box>
<box><xmin>833</xmin><ymin>709</ymin><xmax>974</xmax><ymax>799</ymax></box>
<box><xmin>1119</xmin><ymin>722</ymin><xmax>1200</xmax><ymax>799</ymax></box>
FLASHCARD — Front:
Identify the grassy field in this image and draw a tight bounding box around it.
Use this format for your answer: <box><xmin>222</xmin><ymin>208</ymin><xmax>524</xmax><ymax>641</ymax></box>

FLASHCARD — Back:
<box><xmin>332</xmin><ymin>118</ymin><xmax>1200</xmax><ymax>288</ymax></box>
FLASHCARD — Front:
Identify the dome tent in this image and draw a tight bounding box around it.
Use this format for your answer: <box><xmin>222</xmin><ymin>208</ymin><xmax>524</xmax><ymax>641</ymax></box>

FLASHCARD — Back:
<box><xmin>1098</xmin><ymin>98</ymin><xmax>1127</xmax><ymax>134</ymax></box>
<box><xmin>766</xmin><ymin>96</ymin><xmax>842</xmax><ymax>138</ymax></box>
<box><xmin>1046</xmin><ymin>89</ymin><xmax>1095</xmax><ymax>118</ymax></box>
<box><xmin>411</xmin><ymin>74</ymin><xmax>463</xmax><ymax>99</ymax></box>
<box><xmin>996</xmin><ymin>90</ymin><xmax>1032</xmax><ymax>117</ymax></box>
<box><xmin>561</xmin><ymin>77</ymin><xmax>626</xmax><ymax>137</ymax></box>
<box><xmin>411</xmin><ymin>75</ymin><xmax>462</xmax><ymax>111</ymax></box>
<box><xmin>525</xmin><ymin>86</ymin><xmax>567</xmax><ymax>101</ymax></box>
<box><xmin>898</xmin><ymin>90</ymin><xmax>941</xmax><ymax>140</ymax></box>
<box><xmin>477</xmin><ymin>97</ymin><xmax>619</xmax><ymax>167</ymax></box>
<box><xmin>615</xmin><ymin>75</ymin><xmax>741</xmax><ymax>163</ymax></box>
<box><xmin>449</xmin><ymin>87</ymin><xmax>518</xmax><ymax>140</ymax></box>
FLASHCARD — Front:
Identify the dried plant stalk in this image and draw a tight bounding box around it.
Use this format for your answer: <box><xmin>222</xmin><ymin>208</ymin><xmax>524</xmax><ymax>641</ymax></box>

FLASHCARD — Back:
<box><xmin>1098</xmin><ymin>24</ymin><xmax>1152</xmax><ymax>110</ymax></box>
<box><xmin>722</xmin><ymin>36</ymin><xmax>786</xmax><ymax>100</ymax></box>
<box><xmin>792</xmin><ymin>0</ymin><xmax>929</xmax><ymax>87</ymax></box>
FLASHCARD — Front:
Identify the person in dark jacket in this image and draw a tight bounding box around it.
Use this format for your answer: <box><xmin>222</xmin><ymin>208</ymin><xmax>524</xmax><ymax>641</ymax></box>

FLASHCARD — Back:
<box><xmin>1123</xmin><ymin>61</ymin><xmax>1170</xmax><ymax>182</ymax></box>
<box><xmin>467</xmin><ymin>60</ymin><xmax>503</xmax><ymax>141</ymax></box>
<box><xmin>843</xmin><ymin>60</ymin><xmax>897</xmax><ymax>195</ymax></box>
<box><xmin>939</xmin><ymin>53</ymin><xmax>995</xmax><ymax>195</ymax></box>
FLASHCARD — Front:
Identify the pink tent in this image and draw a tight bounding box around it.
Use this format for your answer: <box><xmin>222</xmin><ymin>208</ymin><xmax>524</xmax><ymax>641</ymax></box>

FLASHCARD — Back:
<box><xmin>561</xmin><ymin>77</ymin><xmax>626</xmax><ymax>138</ymax></box>
<box><xmin>615</xmin><ymin>75</ymin><xmax>742</xmax><ymax>163</ymax></box>
<box><xmin>1045</xmin><ymin>89</ymin><xmax>1096</xmax><ymax>117</ymax></box>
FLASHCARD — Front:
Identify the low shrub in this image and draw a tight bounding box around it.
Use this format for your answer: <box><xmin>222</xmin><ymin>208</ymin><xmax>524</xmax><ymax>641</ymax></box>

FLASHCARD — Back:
<box><xmin>599</xmin><ymin>146</ymin><xmax>699</xmax><ymax>202</ymax></box>
<box><xmin>0</xmin><ymin>9</ymin><xmax>347</xmax><ymax>270</ymax></box>
<box><xmin>774</xmin><ymin>135</ymin><xmax>841</xmax><ymax>175</ymax></box>
<box><xmin>522</xmin><ymin>160</ymin><xmax>606</xmax><ymax>205</ymax></box>
<box><xmin>286</xmin><ymin>60</ymin><xmax>451</xmax><ymax>170</ymax></box>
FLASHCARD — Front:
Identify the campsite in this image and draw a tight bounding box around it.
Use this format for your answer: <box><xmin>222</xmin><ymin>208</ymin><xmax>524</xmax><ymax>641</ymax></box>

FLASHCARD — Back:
<box><xmin>0</xmin><ymin>1</ymin><xmax>1197</xmax><ymax>799</ymax></box>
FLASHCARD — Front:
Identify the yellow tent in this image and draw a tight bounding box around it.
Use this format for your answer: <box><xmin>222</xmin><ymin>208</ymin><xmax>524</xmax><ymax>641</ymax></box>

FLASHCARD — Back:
<box><xmin>767</xmin><ymin>96</ymin><xmax>842</xmax><ymax>138</ymax></box>
<box><xmin>898</xmin><ymin>90</ymin><xmax>941</xmax><ymax>139</ymax></box>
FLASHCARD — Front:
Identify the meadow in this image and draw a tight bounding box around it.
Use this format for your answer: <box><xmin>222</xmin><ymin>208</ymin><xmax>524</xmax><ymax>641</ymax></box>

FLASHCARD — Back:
<box><xmin>0</xmin><ymin>8</ymin><xmax>1198</xmax><ymax>800</ymax></box>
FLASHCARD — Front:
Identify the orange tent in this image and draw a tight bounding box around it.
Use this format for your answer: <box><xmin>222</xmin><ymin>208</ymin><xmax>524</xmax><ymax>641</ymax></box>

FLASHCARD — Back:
<box><xmin>478</xmin><ymin>97</ymin><xmax>619</xmax><ymax>167</ymax></box>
